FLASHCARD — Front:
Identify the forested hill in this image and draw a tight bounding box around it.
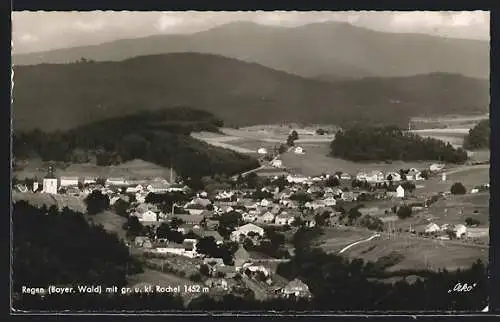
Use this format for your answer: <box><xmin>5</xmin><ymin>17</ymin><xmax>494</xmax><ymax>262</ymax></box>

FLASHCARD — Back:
<box><xmin>13</xmin><ymin>21</ymin><xmax>489</xmax><ymax>80</ymax></box>
<box><xmin>13</xmin><ymin>107</ymin><xmax>259</xmax><ymax>182</ymax></box>
<box><xmin>13</xmin><ymin>53</ymin><xmax>489</xmax><ymax>132</ymax></box>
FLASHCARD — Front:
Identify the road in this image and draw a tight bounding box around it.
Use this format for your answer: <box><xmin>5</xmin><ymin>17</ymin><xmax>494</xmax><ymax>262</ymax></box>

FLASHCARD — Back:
<box><xmin>339</xmin><ymin>234</ymin><xmax>381</xmax><ymax>254</ymax></box>
<box><xmin>410</xmin><ymin>128</ymin><xmax>470</xmax><ymax>135</ymax></box>
<box><xmin>444</xmin><ymin>164</ymin><xmax>489</xmax><ymax>175</ymax></box>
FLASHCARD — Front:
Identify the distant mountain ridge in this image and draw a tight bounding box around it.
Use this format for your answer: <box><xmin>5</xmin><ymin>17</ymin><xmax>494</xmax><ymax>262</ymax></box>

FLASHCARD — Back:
<box><xmin>13</xmin><ymin>21</ymin><xmax>489</xmax><ymax>79</ymax></box>
<box><xmin>12</xmin><ymin>53</ymin><xmax>489</xmax><ymax>132</ymax></box>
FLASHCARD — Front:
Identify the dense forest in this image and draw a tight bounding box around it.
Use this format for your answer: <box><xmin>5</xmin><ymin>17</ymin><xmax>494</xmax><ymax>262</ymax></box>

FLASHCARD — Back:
<box><xmin>330</xmin><ymin>125</ymin><xmax>468</xmax><ymax>163</ymax></box>
<box><xmin>13</xmin><ymin>107</ymin><xmax>259</xmax><ymax>181</ymax></box>
<box><xmin>463</xmin><ymin>119</ymin><xmax>490</xmax><ymax>150</ymax></box>
<box><xmin>12</xmin><ymin>201</ymin><xmax>143</xmax><ymax>309</ymax></box>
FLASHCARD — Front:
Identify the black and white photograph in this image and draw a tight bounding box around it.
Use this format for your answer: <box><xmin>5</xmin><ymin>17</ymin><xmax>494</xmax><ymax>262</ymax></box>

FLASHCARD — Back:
<box><xmin>11</xmin><ymin>10</ymin><xmax>491</xmax><ymax>312</ymax></box>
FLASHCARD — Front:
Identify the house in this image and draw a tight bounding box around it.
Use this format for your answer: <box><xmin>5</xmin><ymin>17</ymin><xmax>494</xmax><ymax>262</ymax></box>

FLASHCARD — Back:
<box><xmin>234</xmin><ymin>246</ymin><xmax>251</xmax><ymax>268</ymax></box>
<box><xmin>106</xmin><ymin>177</ymin><xmax>127</xmax><ymax>187</ymax></box>
<box><xmin>454</xmin><ymin>224</ymin><xmax>468</xmax><ymax>239</ymax></box>
<box><xmin>271</xmin><ymin>159</ymin><xmax>283</xmax><ymax>168</ymax></box>
<box><xmin>190</xmin><ymin>198</ymin><xmax>212</xmax><ymax>208</ymax></box>
<box><xmin>256</xmin><ymin>211</ymin><xmax>275</xmax><ymax>224</ymax></box>
<box><xmin>396</xmin><ymin>185</ymin><xmax>405</xmax><ymax>198</ymax></box>
<box><xmin>305</xmin><ymin>200</ymin><xmax>326</xmax><ymax>210</ymax></box>
<box><xmin>146</xmin><ymin>182</ymin><xmax>170</xmax><ymax>193</ymax></box>
<box><xmin>138</xmin><ymin>210</ymin><xmax>158</xmax><ymax>222</ymax></box>
<box><xmin>281</xmin><ymin>278</ymin><xmax>312</xmax><ymax>298</ymax></box>
<box><xmin>341</xmin><ymin>191</ymin><xmax>355</xmax><ymax>202</ymax></box>
<box><xmin>275</xmin><ymin>212</ymin><xmax>295</xmax><ymax>226</ymax></box>
<box><xmin>366</xmin><ymin>171</ymin><xmax>384</xmax><ymax>183</ymax></box>
<box><xmin>258</xmin><ymin>148</ymin><xmax>268</xmax><ymax>155</ymax></box>
<box><xmin>323</xmin><ymin>197</ymin><xmax>337</xmax><ymax>207</ymax></box>
<box><xmin>386</xmin><ymin>172</ymin><xmax>402</xmax><ymax>182</ymax></box>
<box><xmin>425</xmin><ymin>223</ymin><xmax>441</xmax><ymax>234</ymax></box>
<box><xmin>60</xmin><ymin>176</ymin><xmax>79</xmax><ymax>187</ymax></box>
<box><xmin>242</xmin><ymin>263</ymin><xmax>271</xmax><ymax>277</ymax></box>
<box><xmin>260</xmin><ymin>199</ymin><xmax>272</xmax><ymax>207</ymax></box>
<box><xmin>408</xmin><ymin>169</ymin><xmax>423</xmax><ymax>181</ymax></box>
<box><xmin>242</xmin><ymin>212</ymin><xmax>257</xmax><ymax>223</ymax></box>
<box><xmin>286</xmin><ymin>175</ymin><xmax>308</xmax><ymax>184</ymax></box>
<box><xmin>202</xmin><ymin>230</ymin><xmax>224</xmax><ymax>245</ymax></box>
<box><xmin>430</xmin><ymin>164</ymin><xmax>445</xmax><ymax>172</ymax></box>
<box><xmin>205</xmin><ymin>278</ymin><xmax>229</xmax><ymax>290</ymax></box>
<box><xmin>213</xmin><ymin>265</ymin><xmax>237</xmax><ymax>278</ymax></box>
<box><xmin>83</xmin><ymin>177</ymin><xmax>97</xmax><ymax>185</ymax></box>
<box><xmin>167</xmin><ymin>184</ymin><xmax>186</xmax><ymax>192</ymax></box>
<box><xmin>203</xmin><ymin>257</ymin><xmax>225</xmax><ymax>266</ymax></box>
<box><xmin>126</xmin><ymin>184</ymin><xmax>144</xmax><ymax>193</ymax></box>
<box><xmin>356</xmin><ymin>172</ymin><xmax>368</xmax><ymax>181</ymax></box>
<box><xmin>171</xmin><ymin>214</ymin><xmax>205</xmax><ymax>226</ymax></box>
<box><xmin>340</xmin><ymin>173</ymin><xmax>352</xmax><ymax>180</ymax></box>
<box><xmin>294</xmin><ymin>146</ymin><xmax>304</xmax><ymax>154</ymax></box>
<box><xmin>230</xmin><ymin>223</ymin><xmax>265</xmax><ymax>241</ymax></box>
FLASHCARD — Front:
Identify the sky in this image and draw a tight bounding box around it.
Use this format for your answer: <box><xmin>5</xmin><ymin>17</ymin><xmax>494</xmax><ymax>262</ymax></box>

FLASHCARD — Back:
<box><xmin>12</xmin><ymin>11</ymin><xmax>490</xmax><ymax>54</ymax></box>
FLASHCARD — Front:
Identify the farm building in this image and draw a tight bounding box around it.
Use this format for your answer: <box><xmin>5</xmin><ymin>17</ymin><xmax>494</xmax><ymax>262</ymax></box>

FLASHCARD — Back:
<box><xmin>271</xmin><ymin>159</ymin><xmax>283</xmax><ymax>168</ymax></box>
<box><xmin>60</xmin><ymin>176</ymin><xmax>79</xmax><ymax>187</ymax></box>
<box><xmin>230</xmin><ymin>223</ymin><xmax>265</xmax><ymax>241</ymax></box>
<box><xmin>281</xmin><ymin>278</ymin><xmax>312</xmax><ymax>298</ymax></box>
<box><xmin>42</xmin><ymin>167</ymin><xmax>58</xmax><ymax>194</ymax></box>
<box><xmin>294</xmin><ymin>146</ymin><xmax>305</xmax><ymax>154</ymax></box>
<box><xmin>425</xmin><ymin>223</ymin><xmax>441</xmax><ymax>233</ymax></box>
<box><xmin>258</xmin><ymin>148</ymin><xmax>268</xmax><ymax>155</ymax></box>
<box><xmin>396</xmin><ymin>185</ymin><xmax>405</xmax><ymax>198</ymax></box>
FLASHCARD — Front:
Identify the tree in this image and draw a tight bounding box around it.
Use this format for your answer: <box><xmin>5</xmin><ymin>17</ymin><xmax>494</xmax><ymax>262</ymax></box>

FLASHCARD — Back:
<box><xmin>196</xmin><ymin>236</ymin><xmax>219</xmax><ymax>257</ymax></box>
<box><xmin>290</xmin><ymin>130</ymin><xmax>299</xmax><ymax>141</ymax></box>
<box><xmin>278</xmin><ymin>144</ymin><xmax>287</xmax><ymax>154</ymax></box>
<box><xmin>113</xmin><ymin>199</ymin><xmax>130</xmax><ymax>217</ymax></box>
<box><xmin>397</xmin><ymin>205</ymin><xmax>412</xmax><ymax>219</ymax></box>
<box><xmin>125</xmin><ymin>216</ymin><xmax>143</xmax><ymax>238</ymax></box>
<box><xmin>347</xmin><ymin>207</ymin><xmax>362</xmax><ymax>223</ymax></box>
<box><xmin>200</xmin><ymin>264</ymin><xmax>211</xmax><ymax>277</ymax></box>
<box><xmin>465</xmin><ymin>217</ymin><xmax>480</xmax><ymax>226</ymax></box>
<box><xmin>85</xmin><ymin>190</ymin><xmax>110</xmax><ymax>215</ymax></box>
<box><xmin>286</xmin><ymin>135</ymin><xmax>295</xmax><ymax>147</ymax></box>
<box><xmin>325</xmin><ymin>176</ymin><xmax>340</xmax><ymax>187</ymax></box>
<box><xmin>451</xmin><ymin>182</ymin><xmax>467</xmax><ymax>195</ymax></box>
<box><xmin>316</xmin><ymin>128</ymin><xmax>326</xmax><ymax>135</ymax></box>
<box><xmin>170</xmin><ymin>217</ymin><xmax>185</xmax><ymax>229</ymax></box>
<box><xmin>156</xmin><ymin>223</ymin><xmax>171</xmax><ymax>239</ymax></box>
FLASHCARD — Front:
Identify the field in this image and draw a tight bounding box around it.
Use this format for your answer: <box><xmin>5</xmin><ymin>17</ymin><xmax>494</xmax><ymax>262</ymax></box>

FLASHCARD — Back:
<box><xmin>314</xmin><ymin>227</ymin><xmax>376</xmax><ymax>253</ymax></box>
<box><xmin>88</xmin><ymin>210</ymin><xmax>128</xmax><ymax>240</ymax></box>
<box><xmin>415</xmin><ymin>192</ymin><xmax>490</xmax><ymax>228</ymax></box>
<box><xmin>281</xmin><ymin>142</ymin><xmax>433</xmax><ymax>176</ymax></box>
<box><xmin>341</xmin><ymin>236</ymin><xmax>489</xmax><ymax>272</ymax></box>
<box><xmin>14</xmin><ymin>158</ymin><xmax>175</xmax><ymax>181</ymax></box>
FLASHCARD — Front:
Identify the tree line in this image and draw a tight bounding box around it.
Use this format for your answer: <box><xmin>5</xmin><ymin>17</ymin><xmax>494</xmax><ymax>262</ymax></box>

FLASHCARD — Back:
<box><xmin>463</xmin><ymin>119</ymin><xmax>490</xmax><ymax>150</ymax></box>
<box><xmin>331</xmin><ymin>125</ymin><xmax>468</xmax><ymax>163</ymax></box>
<box><xmin>13</xmin><ymin>107</ymin><xmax>259</xmax><ymax>182</ymax></box>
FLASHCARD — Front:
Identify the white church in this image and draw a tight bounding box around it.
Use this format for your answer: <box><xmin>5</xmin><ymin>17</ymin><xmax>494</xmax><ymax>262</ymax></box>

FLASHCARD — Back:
<box><xmin>42</xmin><ymin>166</ymin><xmax>58</xmax><ymax>194</ymax></box>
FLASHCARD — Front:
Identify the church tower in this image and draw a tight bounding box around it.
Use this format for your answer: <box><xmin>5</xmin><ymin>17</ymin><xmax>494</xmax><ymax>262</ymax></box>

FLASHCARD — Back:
<box><xmin>42</xmin><ymin>166</ymin><xmax>58</xmax><ymax>194</ymax></box>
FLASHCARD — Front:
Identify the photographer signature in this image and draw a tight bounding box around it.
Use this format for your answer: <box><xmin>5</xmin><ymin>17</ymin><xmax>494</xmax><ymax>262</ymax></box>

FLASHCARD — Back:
<box><xmin>448</xmin><ymin>282</ymin><xmax>477</xmax><ymax>293</ymax></box>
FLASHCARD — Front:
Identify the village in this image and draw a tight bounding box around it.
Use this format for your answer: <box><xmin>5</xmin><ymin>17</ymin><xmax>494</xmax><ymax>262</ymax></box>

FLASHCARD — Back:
<box><xmin>12</xmin><ymin>138</ymin><xmax>490</xmax><ymax>302</ymax></box>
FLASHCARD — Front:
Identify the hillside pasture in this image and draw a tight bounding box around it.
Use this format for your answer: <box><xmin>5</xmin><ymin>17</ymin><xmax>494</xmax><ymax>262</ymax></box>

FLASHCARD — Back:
<box><xmin>281</xmin><ymin>142</ymin><xmax>433</xmax><ymax>176</ymax></box>
<box><xmin>14</xmin><ymin>158</ymin><xmax>175</xmax><ymax>181</ymax></box>
<box><xmin>341</xmin><ymin>237</ymin><xmax>488</xmax><ymax>272</ymax></box>
<box><xmin>314</xmin><ymin>227</ymin><xmax>375</xmax><ymax>253</ymax></box>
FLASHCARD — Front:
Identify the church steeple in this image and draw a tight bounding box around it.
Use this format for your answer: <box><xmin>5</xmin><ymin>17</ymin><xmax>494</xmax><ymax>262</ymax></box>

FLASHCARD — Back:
<box><xmin>46</xmin><ymin>165</ymin><xmax>56</xmax><ymax>179</ymax></box>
